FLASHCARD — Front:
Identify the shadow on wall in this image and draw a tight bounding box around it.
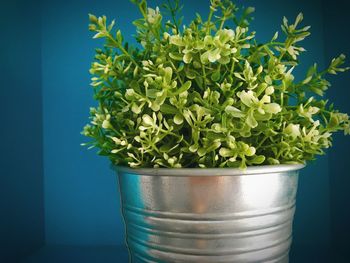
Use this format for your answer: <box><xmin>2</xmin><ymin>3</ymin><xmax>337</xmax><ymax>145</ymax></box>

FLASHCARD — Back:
<box><xmin>322</xmin><ymin>0</ymin><xmax>350</xmax><ymax>256</ymax></box>
<box><xmin>0</xmin><ymin>0</ymin><xmax>44</xmax><ymax>262</ymax></box>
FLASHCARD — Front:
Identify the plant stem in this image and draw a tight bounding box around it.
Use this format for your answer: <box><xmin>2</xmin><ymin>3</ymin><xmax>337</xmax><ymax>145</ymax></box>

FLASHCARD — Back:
<box><xmin>167</xmin><ymin>0</ymin><xmax>179</xmax><ymax>34</ymax></box>
<box><xmin>170</xmin><ymin>61</ymin><xmax>184</xmax><ymax>85</ymax></box>
<box><xmin>219</xmin><ymin>17</ymin><xmax>226</xmax><ymax>30</ymax></box>
<box><xmin>256</xmin><ymin>136</ymin><xmax>268</xmax><ymax>151</ymax></box>
<box><xmin>206</xmin><ymin>8</ymin><xmax>214</xmax><ymax>35</ymax></box>
<box><xmin>136</xmin><ymin>2</ymin><xmax>161</xmax><ymax>41</ymax></box>
<box><xmin>201</xmin><ymin>63</ymin><xmax>207</xmax><ymax>89</ymax></box>
<box><xmin>107</xmin><ymin>35</ymin><xmax>138</xmax><ymax>67</ymax></box>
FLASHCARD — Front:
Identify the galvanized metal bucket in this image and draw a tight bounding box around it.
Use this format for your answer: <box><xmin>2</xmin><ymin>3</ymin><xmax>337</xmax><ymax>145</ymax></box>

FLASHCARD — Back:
<box><xmin>116</xmin><ymin>164</ymin><xmax>304</xmax><ymax>263</ymax></box>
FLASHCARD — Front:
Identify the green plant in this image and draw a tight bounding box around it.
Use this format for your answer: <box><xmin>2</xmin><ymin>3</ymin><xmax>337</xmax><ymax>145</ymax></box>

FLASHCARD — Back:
<box><xmin>82</xmin><ymin>0</ymin><xmax>350</xmax><ymax>169</ymax></box>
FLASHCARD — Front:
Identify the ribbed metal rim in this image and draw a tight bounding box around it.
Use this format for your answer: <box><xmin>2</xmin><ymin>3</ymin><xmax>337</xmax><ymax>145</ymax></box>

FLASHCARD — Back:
<box><xmin>113</xmin><ymin>164</ymin><xmax>305</xmax><ymax>176</ymax></box>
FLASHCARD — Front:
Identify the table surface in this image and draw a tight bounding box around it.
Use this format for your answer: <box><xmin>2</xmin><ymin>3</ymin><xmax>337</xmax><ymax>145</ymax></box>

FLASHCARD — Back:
<box><xmin>21</xmin><ymin>245</ymin><xmax>348</xmax><ymax>263</ymax></box>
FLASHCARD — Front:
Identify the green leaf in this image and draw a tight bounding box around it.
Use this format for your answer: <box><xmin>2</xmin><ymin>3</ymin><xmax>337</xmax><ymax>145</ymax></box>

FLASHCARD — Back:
<box><xmin>169</xmin><ymin>52</ymin><xmax>183</xmax><ymax>61</ymax></box>
<box><xmin>185</xmin><ymin>68</ymin><xmax>197</xmax><ymax>79</ymax></box>
<box><xmin>93</xmin><ymin>32</ymin><xmax>105</xmax><ymax>39</ymax></box>
<box><xmin>146</xmin><ymin>89</ymin><xmax>158</xmax><ymax>98</ymax></box>
<box><xmin>169</xmin><ymin>35</ymin><xmax>185</xmax><ymax>46</ymax></box>
<box><xmin>263</xmin><ymin>103</ymin><xmax>282</xmax><ymax>114</ymax></box>
<box><xmin>172</xmin><ymin>81</ymin><xmax>192</xmax><ymax>95</ymax></box>
<box><xmin>164</xmin><ymin>67</ymin><xmax>173</xmax><ymax>83</ymax></box>
<box><xmin>238</xmin><ymin>90</ymin><xmax>255</xmax><ymax>107</ymax></box>
<box><xmin>244</xmin><ymin>6</ymin><xmax>255</xmax><ymax>15</ymax></box>
<box><xmin>239</xmin><ymin>159</ymin><xmax>247</xmax><ymax>170</ymax></box>
<box><xmin>160</xmin><ymin>104</ymin><xmax>178</xmax><ymax>114</ymax></box>
<box><xmin>249</xmin><ymin>155</ymin><xmax>265</xmax><ymax>164</ymax></box>
<box><xmin>206</xmin><ymin>141</ymin><xmax>221</xmax><ymax>152</ymax></box>
<box><xmin>219</xmin><ymin>148</ymin><xmax>234</xmax><ymax>157</ymax></box>
<box><xmin>211</xmin><ymin>70</ymin><xmax>221</xmax><ymax>82</ymax></box>
<box><xmin>116</xmin><ymin>30</ymin><xmax>123</xmax><ymax>43</ymax></box>
<box><xmin>89</xmin><ymin>14</ymin><xmax>98</xmax><ymax>23</ymax></box>
<box><xmin>133</xmin><ymin>19</ymin><xmax>148</xmax><ymax>29</ymax></box>
<box><xmin>225</xmin><ymin>106</ymin><xmax>245</xmax><ymax>118</ymax></box>
<box><xmin>183</xmin><ymin>53</ymin><xmax>192</xmax><ymax>64</ymax></box>
<box><xmin>142</xmin><ymin>114</ymin><xmax>154</xmax><ymax>126</ymax></box>
<box><xmin>131</xmin><ymin>103</ymin><xmax>143</xmax><ymax>114</ymax></box>
<box><xmin>189</xmin><ymin>144</ymin><xmax>198</xmax><ymax>152</ymax></box>
<box><xmin>294</xmin><ymin>13</ymin><xmax>303</xmax><ymax>27</ymax></box>
<box><xmin>173</xmin><ymin>113</ymin><xmax>184</xmax><ymax>125</ymax></box>
<box><xmin>254</xmin><ymin>111</ymin><xmax>272</xmax><ymax>121</ymax></box>
<box><xmin>246</xmin><ymin>110</ymin><xmax>258</xmax><ymax>128</ymax></box>
<box><xmin>200</xmin><ymin>50</ymin><xmax>209</xmax><ymax>64</ymax></box>
<box><xmin>268</xmin><ymin>157</ymin><xmax>280</xmax><ymax>165</ymax></box>
<box><xmin>245</xmin><ymin>146</ymin><xmax>256</xmax><ymax>156</ymax></box>
<box><xmin>208</xmin><ymin>48</ymin><xmax>221</xmax><ymax>62</ymax></box>
<box><xmin>328</xmin><ymin>113</ymin><xmax>339</xmax><ymax>128</ymax></box>
<box><xmin>198</xmin><ymin>148</ymin><xmax>206</xmax><ymax>157</ymax></box>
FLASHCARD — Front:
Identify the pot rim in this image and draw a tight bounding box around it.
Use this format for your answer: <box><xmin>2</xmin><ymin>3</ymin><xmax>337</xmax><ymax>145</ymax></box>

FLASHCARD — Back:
<box><xmin>113</xmin><ymin>164</ymin><xmax>305</xmax><ymax>176</ymax></box>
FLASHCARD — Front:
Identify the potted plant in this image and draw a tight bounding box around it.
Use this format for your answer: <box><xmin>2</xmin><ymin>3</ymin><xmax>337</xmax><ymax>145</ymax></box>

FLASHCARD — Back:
<box><xmin>82</xmin><ymin>0</ymin><xmax>349</xmax><ymax>262</ymax></box>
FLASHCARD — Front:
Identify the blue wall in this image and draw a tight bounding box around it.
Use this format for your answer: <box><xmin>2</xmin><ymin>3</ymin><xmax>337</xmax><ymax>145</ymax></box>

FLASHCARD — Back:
<box><xmin>41</xmin><ymin>0</ymin><xmax>336</xmax><ymax>251</ymax></box>
<box><xmin>323</xmin><ymin>0</ymin><xmax>350</xmax><ymax>256</ymax></box>
<box><xmin>0</xmin><ymin>0</ymin><xmax>44</xmax><ymax>262</ymax></box>
<box><xmin>41</xmin><ymin>0</ymin><xmax>130</xmax><ymax>246</ymax></box>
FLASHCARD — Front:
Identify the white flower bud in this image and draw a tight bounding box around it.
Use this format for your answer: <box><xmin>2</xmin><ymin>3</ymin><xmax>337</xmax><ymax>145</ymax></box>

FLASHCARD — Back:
<box><xmin>265</xmin><ymin>86</ymin><xmax>275</xmax><ymax>95</ymax></box>
<box><xmin>102</xmin><ymin>120</ymin><xmax>112</xmax><ymax>129</ymax></box>
<box><xmin>284</xmin><ymin>124</ymin><xmax>301</xmax><ymax>139</ymax></box>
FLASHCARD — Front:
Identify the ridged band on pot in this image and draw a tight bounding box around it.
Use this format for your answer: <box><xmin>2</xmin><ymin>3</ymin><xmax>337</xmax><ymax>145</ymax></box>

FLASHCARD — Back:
<box><xmin>115</xmin><ymin>164</ymin><xmax>304</xmax><ymax>263</ymax></box>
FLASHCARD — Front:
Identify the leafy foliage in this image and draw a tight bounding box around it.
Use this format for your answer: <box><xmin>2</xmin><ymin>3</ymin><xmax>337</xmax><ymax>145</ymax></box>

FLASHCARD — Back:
<box><xmin>82</xmin><ymin>0</ymin><xmax>350</xmax><ymax>169</ymax></box>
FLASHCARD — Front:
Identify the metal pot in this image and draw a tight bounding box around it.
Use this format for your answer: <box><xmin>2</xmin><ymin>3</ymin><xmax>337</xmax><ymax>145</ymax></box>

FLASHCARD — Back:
<box><xmin>116</xmin><ymin>164</ymin><xmax>304</xmax><ymax>263</ymax></box>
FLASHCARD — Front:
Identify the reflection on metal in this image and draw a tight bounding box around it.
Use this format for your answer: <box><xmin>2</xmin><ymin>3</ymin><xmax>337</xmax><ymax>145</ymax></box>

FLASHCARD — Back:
<box><xmin>116</xmin><ymin>164</ymin><xmax>304</xmax><ymax>263</ymax></box>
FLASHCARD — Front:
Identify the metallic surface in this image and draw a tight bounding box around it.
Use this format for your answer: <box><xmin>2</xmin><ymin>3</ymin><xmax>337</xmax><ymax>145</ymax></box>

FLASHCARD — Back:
<box><xmin>116</xmin><ymin>164</ymin><xmax>304</xmax><ymax>263</ymax></box>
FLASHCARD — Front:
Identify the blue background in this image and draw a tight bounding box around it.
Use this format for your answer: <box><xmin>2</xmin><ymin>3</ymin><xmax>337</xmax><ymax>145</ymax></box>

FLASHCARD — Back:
<box><xmin>1</xmin><ymin>0</ymin><xmax>349</xmax><ymax>262</ymax></box>
<box><xmin>0</xmin><ymin>0</ymin><xmax>44</xmax><ymax>262</ymax></box>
